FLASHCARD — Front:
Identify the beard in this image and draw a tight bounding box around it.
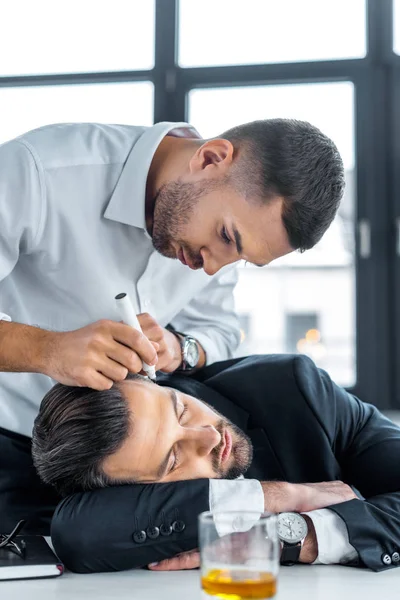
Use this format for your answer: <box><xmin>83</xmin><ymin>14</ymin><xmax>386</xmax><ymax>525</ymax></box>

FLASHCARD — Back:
<box><xmin>151</xmin><ymin>178</ymin><xmax>219</xmax><ymax>268</ymax></box>
<box><xmin>211</xmin><ymin>419</ymin><xmax>253</xmax><ymax>480</ymax></box>
<box><xmin>198</xmin><ymin>395</ymin><xmax>253</xmax><ymax>479</ymax></box>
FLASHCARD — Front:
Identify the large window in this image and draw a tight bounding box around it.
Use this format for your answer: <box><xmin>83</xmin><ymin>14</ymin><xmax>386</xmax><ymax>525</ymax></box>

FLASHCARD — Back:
<box><xmin>1</xmin><ymin>0</ymin><xmax>399</xmax><ymax>408</ymax></box>
<box><xmin>189</xmin><ymin>82</ymin><xmax>355</xmax><ymax>386</ymax></box>
<box><xmin>0</xmin><ymin>0</ymin><xmax>155</xmax><ymax>75</ymax></box>
<box><xmin>0</xmin><ymin>82</ymin><xmax>153</xmax><ymax>144</ymax></box>
<box><xmin>179</xmin><ymin>0</ymin><xmax>367</xmax><ymax>67</ymax></box>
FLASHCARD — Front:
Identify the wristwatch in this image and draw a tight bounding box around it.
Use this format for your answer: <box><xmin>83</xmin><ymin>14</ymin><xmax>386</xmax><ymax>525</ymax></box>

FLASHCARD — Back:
<box><xmin>172</xmin><ymin>331</ymin><xmax>200</xmax><ymax>372</ymax></box>
<box><xmin>277</xmin><ymin>512</ymin><xmax>308</xmax><ymax>566</ymax></box>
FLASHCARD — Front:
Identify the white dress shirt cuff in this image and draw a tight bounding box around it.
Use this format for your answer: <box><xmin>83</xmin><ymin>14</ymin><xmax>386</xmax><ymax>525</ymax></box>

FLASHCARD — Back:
<box><xmin>303</xmin><ymin>508</ymin><xmax>358</xmax><ymax>565</ymax></box>
<box><xmin>209</xmin><ymin>479</ymin><xmax>264</xmax><ymax>536</ymax></box>
<box><xmin>0</xmin><ymin>313</ymin><xmax>11</xmax><ymax>322</ymax></box>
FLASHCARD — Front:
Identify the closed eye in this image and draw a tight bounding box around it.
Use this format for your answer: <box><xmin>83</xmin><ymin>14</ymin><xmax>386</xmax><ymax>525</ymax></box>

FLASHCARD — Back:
<box><xmin>221</xmin><ymin>226</ymin><xmax>231</xmax><ymax>245</ymax></box>
<box><xmin>179</xmin><ymin>404</ymin><xmax>189</xmax><ymax>423</ymax></box>
<box><xmin>169</xmin><ymin>403</ymin><xmax>189</xmax><ymax>473</ymax></box>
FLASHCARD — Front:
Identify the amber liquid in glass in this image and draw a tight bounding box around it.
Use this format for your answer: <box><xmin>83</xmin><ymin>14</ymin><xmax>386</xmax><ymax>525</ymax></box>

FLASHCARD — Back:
<box><xmin>201</xmin><ymin>568</ymin><xmax>277</xmax><ymax>599</ymax></box>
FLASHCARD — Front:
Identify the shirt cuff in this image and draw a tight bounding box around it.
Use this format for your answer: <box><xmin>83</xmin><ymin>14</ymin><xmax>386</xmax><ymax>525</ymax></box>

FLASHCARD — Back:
<box><xmin>0</xmin><ymin>313</ymin><xmax>11</xmax><ymax>322</ymax></box>
<box><xmin>303</xmin><ymin>508</ymin><xmax>358</xmax><ymax>565</ymax></box>
<box><xmin>209</xmin><ymin>479</ymin><xmax>264</xmax><ymax>536</ymax></box>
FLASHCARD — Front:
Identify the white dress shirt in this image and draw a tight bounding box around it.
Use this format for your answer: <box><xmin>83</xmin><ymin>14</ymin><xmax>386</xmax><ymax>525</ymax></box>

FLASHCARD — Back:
<box><xmin>0</xmin><ymin>121</ymin><xmax>240</xmax><ymax>436</ymax></box>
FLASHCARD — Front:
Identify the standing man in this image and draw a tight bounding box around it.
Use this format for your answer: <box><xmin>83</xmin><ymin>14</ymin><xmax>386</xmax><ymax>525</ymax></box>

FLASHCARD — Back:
<box><xmin>0</xmin><ymin>118</ymin><xmax>344</xmax><ymax>532</ymax></box>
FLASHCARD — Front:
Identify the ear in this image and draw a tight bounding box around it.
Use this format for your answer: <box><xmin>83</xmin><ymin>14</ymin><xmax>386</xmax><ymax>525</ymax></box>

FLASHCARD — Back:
<box><xmin>189</xmin><ymin>138</ymin><xmax>234</xmax><ymax>176</ymax></box>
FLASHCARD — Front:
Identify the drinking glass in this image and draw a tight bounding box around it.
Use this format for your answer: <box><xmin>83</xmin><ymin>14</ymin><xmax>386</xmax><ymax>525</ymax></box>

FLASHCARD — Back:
<box><xmin>199</xmin><ymin>511</ymin><xmax>279</xmax><ymax>599</ymax></box>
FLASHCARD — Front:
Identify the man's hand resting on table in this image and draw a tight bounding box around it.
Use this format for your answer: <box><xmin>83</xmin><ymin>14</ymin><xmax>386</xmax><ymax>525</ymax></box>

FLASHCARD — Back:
<box><xmin>148</xmin><ymin>480</ymin><xmax>357</xmax><ymax>571</ymax></box>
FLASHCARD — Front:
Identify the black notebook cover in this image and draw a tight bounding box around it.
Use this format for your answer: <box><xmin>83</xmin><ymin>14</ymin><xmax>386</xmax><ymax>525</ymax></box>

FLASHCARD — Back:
<box><xmin>0</xmin><ymin>535</ymin><xmax>64</xmax><ymax>580</ymax></box>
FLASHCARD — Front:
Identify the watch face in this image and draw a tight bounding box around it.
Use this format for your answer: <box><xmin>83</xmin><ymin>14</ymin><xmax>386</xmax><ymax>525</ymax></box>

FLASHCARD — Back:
<box><xmin>277</xmin><ymin>513</ymin><xmax>308</xmax><ymax>544</ymax></box>
<box><xmin>185</xmin><ymin>338</ymin><xmax>199</xmax><ymax>368</ymax></box>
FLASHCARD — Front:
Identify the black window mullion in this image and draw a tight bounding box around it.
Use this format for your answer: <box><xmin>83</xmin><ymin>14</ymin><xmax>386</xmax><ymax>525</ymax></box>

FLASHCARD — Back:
<box><xmin>391</xmin><ymin>69</ymin><xmax>400</xmax><ymax>407</ymax></box>
<box><xmin>367</xmin><ymin>0</ymin><xmax>393</xmax><ymax>62</ymax></box>
<box><xmin>179</xmin><ymin>60</ymin><xmax>369</xmax><ymax>91</ymax></box>
<box><xmin>350</xmin><ymin>68</ymin><xmax>392</xmax><ymax>408</ymax></box>
<box><xmin>0</xmin><ymin>70</ymin><xmax>152</xmax><ymax>89</ymax></box>
<box><xmin>154</xmin><ymin>0</ymin><xmax>185</xmax><ymax>123</ymax></box>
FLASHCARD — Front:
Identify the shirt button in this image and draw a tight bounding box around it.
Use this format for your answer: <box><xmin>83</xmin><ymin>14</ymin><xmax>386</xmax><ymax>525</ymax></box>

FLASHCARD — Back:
<box><xmin>147</xmin><ymin>526</ymin><xmax>160</xmax><ymax>540</ymax></box>
<box><xmin>132</xmin><ymin>530</ymin><xmax>147</xmax><ymax>544</ymax></box>
<box><xmin>172</xmin><ymin>520</ymin><xmax>186</xmax><ymax>533</ymax></box>
<box><xmin>160</xmin><ymin>524</ymin><xmax>173</xmax><ymax>536</ymax></box>
<box><xmin>382</xmin><ymin>553</ymin><xmax>392</xmax><ymax>565</ymax></box>
<box><xmin>392</xmin><ymin>552</ymin><xmax>400</xmax><ymax>563</ymax></box>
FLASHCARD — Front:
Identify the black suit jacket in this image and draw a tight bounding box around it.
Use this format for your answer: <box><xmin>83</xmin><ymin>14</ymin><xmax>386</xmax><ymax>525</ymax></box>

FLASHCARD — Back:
<box><xmin>51</xmin><ymin>355</ymin><xmax>400</xmax><ymax>573</ymax></box>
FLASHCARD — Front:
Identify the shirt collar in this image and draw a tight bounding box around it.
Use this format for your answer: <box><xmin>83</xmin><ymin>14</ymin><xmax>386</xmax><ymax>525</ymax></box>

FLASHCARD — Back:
<box><xmin>104</xmin><ymin>121</ymin><xmax>201</xmax><ymax>238</ymax></box>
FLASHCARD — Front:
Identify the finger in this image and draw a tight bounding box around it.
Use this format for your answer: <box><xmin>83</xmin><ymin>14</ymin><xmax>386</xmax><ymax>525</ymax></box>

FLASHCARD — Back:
<box><xmin>96</xmin><ymin>357</ymin><xmax>130</xmax><ymax>382</ymax></box>
<box><xmin>86</xmin><ymin>372</ymin><xmax>114</xmax><ymax>391</ymax></box>
<box><xmin>139</xmin><ymin>320</ymin><xmax>166</xmax><ymax>343</ymax></box>
<box><xmin>148</xmin><ymin>551</ymin><xmax>200</xmax><ymax>571</ymax></box>
<box><xmin>146</xmin><ymin>324</ymin><xmax>166</xmax><ymax>343</ymax></box>
<box><xmin>110</xmin><ymin>322</ymin><xmax>158</xmax><ymax>366</ymax></box>
<box><xmin>137</xmin><ymin>312</ymin><xmax>157</xmax><ymax>329</ymax></box>
<box><xmin>107</xmin><ymin>344</ymin><xmax>143</xmax><ymax>373</ymax></box>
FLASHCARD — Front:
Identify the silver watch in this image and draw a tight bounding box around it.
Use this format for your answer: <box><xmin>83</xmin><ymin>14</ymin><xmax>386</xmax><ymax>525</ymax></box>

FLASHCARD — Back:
<box><xmin>277</xmin><ymin>512</ymin><xmax>308</xmax><ymax>566</ymax></box>
<box><xmin>174</xmin><ymin>332</ymin><xmax>199</xmax><ymax>372</ymax></box>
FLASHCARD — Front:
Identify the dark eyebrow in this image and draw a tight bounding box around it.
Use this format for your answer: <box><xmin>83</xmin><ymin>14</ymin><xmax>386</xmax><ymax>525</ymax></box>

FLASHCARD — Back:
<box><xmin>155</xmin><ymin>389</ymin><xmax>179</xmax><ymax>480</ymax></box>
<box><xmin>232</xmin><ymin>226</ymin><xmax>243</xmax><ymax>255</ymax></box>
<box><xmin>233</xmin><ymin>225</ymin><xmax>265</xmax><ymax>267</ymax></box>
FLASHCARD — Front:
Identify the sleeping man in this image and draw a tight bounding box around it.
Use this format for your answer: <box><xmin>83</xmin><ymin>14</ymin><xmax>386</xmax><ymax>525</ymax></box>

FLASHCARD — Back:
<box><xmin>32</xmin><ymin>354</ymin><xmax>400</xmax><ymax>573</ymax></box>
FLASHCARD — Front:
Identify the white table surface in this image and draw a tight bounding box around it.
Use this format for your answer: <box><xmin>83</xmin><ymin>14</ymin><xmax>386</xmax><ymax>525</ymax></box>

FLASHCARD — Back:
<box><xmin>1</xmin><ymin>565</ymin><xmax>399</xmax><ymax>600</ymax></box>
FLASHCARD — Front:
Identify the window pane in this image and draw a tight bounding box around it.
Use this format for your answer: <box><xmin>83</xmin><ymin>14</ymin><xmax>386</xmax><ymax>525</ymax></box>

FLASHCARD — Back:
<box><xmin>395</xmin><ymin>0</ymin><xmax>400</xmax><ymax>54</ymax></box>
<box><xmin>0</xmin><ymin>82</ymin><xmax>153</xmax><ymax>144</ymax></box>
<box><xmin>179</xmin><ymin>0</ymin><xmax>366</xmax><ymax>67</ymax></box>
<box><xmin>189</xmin><ymin>82</ymin><xmax>356</xmax><ymax>387</ymax></box>
<box><xmin>0</xmin><ymin>0</ymin><xmax>154</xmax><ymax>76</ymax></box>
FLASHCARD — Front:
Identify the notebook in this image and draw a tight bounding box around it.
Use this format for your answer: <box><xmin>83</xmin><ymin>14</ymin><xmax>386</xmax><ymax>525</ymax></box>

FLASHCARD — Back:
<box><xmin>0</xmin><ymin>535</ymin><xmax>64</xmax><ymax>580</ymax></box>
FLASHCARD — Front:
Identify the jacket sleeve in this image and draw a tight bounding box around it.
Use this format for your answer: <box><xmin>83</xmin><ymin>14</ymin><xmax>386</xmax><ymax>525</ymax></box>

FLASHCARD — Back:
<box><xmin>0</xmin><ymin>139</ymin><xmax>45</xmax><ymax>320</ymax></box>
<box><xmin>293</xmin><ymin>355</ymin><xmax>400</xmax><ymax>572</ymax></box>
<box><xmin>51</xmin><ymin>479</ymin><xmax>210</xmax><ymax>573</ymax></box>
<box><xmin>169</xmin><ymin>264</ymin><xmax>241</xmax><ymax>365</ymax></box>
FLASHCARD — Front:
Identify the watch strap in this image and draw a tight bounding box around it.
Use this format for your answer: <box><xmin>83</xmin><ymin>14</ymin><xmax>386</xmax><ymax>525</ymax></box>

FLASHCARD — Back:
<box><xmin>280</xmin><ymin>542</ymin><xmax>302</xmax><ymax>566</ymax></box>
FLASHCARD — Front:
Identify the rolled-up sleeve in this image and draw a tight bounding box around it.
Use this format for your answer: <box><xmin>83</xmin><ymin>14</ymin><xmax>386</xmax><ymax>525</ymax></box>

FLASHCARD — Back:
<box><xmin>0</xmin><ymin>139</ymin><xmax>45</xmax><ymax>319</ymax></box>
<box><xmin>170</xmin><ymin>264</ymin><xmax>241</xmax><ymax>365</ymax></box>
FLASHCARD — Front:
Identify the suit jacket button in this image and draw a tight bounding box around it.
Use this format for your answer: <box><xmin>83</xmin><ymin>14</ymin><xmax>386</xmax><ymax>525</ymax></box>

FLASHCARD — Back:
<box><xmin>392</xmin><ymin>552</ymin><xmax>400</xmax><ymax>563</ymax></box>
<box><xmin>133</xmin><ymin>530</ymin><xmax>147</xmax><ymax>544</ymax></box>
<box><xmin>172</xmin><ymin>520</ymin><xmax>186</xmax><ymax>533</ymax></box>
<box><xmin>160</xmin><ymin>524</ymin><xmax>173</xmax><ymax>536</ymax></box>
<box><xmin>147</xmin><ymin>526</ymin><xmax>160</xmax><ymax>540</ymax></box>
<box><xmin>382</xmin><ymin>553</ymin><xmax>392</xmax><ymax>565</ymax></box>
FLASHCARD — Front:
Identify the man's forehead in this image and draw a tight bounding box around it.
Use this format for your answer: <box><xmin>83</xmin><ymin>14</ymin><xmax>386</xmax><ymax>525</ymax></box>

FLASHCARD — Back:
<box><xmin>119</xmin><ymin>378</ymin><xmax>158</xmax><ymax>402</ymax></box>
<box><xmin>234</xmin><ymin>196</ymin><xmax>291</xmax><ymax>260</ymax></box>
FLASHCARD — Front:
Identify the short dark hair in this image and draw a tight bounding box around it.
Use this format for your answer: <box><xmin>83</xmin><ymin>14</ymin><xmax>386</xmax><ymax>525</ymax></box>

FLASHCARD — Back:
<box><xmin>32</xmin><ymin>375</ymin><xmax>144</xmax><ymax>496</ymax></box>
<box><xmin>221</xmin><ymin>119</ymin><xmax>345</xmax><ymax>251</ymax></box>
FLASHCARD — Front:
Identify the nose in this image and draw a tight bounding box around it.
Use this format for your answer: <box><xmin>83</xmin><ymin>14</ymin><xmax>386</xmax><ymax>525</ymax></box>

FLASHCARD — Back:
<box><xmin>183</xmin><ymin>425</ymin><xmax>221</xmax><ymax>457</ymax></box>
<box><xmin>200</xmin><ymin>248</ymin><xmax>235</xmax><ymax>276</ymax></box>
